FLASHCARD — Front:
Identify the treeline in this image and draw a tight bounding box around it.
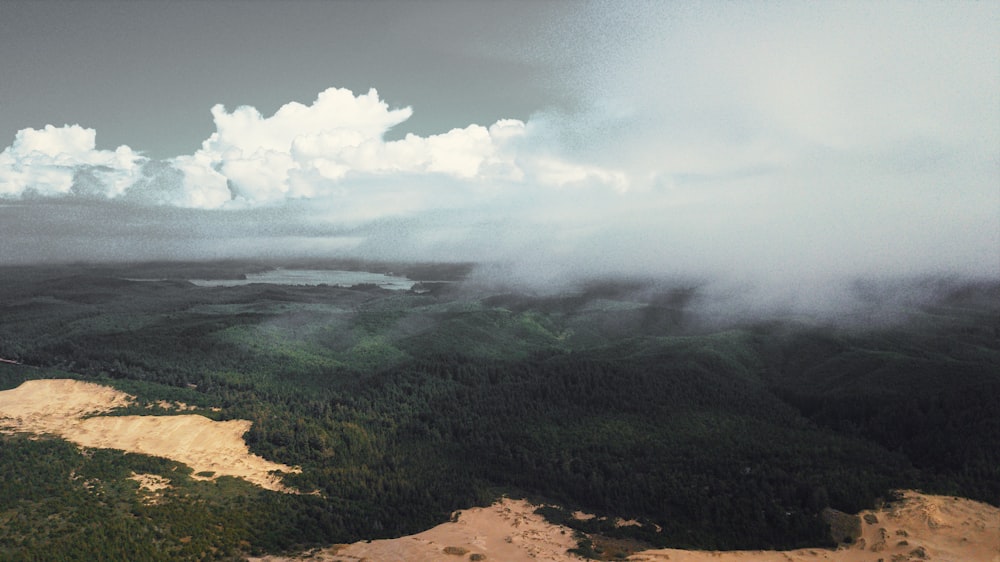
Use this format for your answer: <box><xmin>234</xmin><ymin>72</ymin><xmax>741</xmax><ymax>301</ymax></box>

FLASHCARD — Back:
<box><xmin>762</xmin><ymin>320</ymin><xmax>1000</xmax><ymax>505</ymax></box>
<box><xmin>349</xmin><ymin>344</ymin><xmax>912</xmax><ymax>549</ymax></box>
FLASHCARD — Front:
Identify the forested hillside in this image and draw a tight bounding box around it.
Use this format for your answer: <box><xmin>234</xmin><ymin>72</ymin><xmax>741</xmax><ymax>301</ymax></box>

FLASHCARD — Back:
<box><xmin>0</xmin><ymin>262</ymin><xmax>997</xmax><ymax>561</ymax></box>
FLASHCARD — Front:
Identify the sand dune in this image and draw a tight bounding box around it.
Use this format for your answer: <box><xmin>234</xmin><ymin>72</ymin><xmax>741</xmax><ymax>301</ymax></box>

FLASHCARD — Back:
<box><xmin>0</xmin><ymin>378</ymin><xmax>131</xmax><ymax>432</ymax></box>
<box><xmin>0</xmin><ymin>379</ymin><xmax>298</xmax><ymax>492</ymax></box>
<box><xmin>252</xmin><ymin>492</ymin><xmax>1000</xmax><ymax>562</ymax></box>
<box><xmin>250</xmin><ymin>498</ymin><xmax>580</xmax><ymax>562</ymax></box>
<box><xmin>632</xmin><ymin>491</ymin><xmax>1000</xmax><ymax>561</ymax></box>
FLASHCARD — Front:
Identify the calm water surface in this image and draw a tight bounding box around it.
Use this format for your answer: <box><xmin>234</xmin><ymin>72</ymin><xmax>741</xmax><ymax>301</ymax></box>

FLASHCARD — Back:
<box><xmin>189</xmin><ymin>269</ymin><xmax>416</xmax><ymax>290</ymax></box>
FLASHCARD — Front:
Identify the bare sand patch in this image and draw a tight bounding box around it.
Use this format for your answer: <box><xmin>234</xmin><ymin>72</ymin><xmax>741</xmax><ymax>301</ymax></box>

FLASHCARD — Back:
<box><xmin>631</xmin><ymin>490</ymin><xmax>1000</xmax><ymax>562</ymax></box>
<box><xmin>153</xmin><ymin>399</ymin><xmax>198</xmax><ymax>411</ymax></box>
<box><xmin>0</xmin><ymin>378</ymin><xmax>131</xmax><ymax>433</ymax></box>
<box><xmin>130</xmin><ymin>472</ymin><xmax>171</xmax><ymax>505</ymax></box>
<box><xmin>250</xmin><ymin>498</ymin><xmax>580</xmax><ymax>562</ymax></box>
<box><xmin>0</xmin><ymin>379</ymin><xmax>298</xmax><ymax>492</ymax></box>
<box><xmin>130</xmin><ymin>472</ymin><xmax>171</xmax><ymax>492</ymax></box>
<box><xmin>251</xmin><ymin>492</ymin><xmax>1000</xmax><ymax>562</ymax></box>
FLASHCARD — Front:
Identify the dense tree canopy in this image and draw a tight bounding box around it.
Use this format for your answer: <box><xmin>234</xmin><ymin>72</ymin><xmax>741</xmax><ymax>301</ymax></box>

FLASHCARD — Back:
<box><xmin>0</xmin><ymin>262</ymin><xmax>996</xmax><ymax>560</ymax></box>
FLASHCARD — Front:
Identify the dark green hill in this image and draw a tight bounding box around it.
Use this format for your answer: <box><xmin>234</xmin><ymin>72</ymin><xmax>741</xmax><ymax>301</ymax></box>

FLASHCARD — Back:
<box><xmin>0</xmin><ymin>262</ymin><xmax>996</xmax><ymax>559</ymax></box>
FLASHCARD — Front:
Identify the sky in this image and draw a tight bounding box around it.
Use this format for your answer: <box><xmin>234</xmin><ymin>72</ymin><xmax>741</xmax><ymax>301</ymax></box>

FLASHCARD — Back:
<box><xmin>1</xmin><ymin>0</ymin><xmax>998</xmax><ymax>301</ymax></box>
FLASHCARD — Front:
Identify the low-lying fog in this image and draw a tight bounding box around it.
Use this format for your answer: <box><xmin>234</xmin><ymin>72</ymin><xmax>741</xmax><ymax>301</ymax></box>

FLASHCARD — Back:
<box><xmin>1</xmin><ymin>3</ymin><xmax>996</xmax><ymax>324</ymax></box>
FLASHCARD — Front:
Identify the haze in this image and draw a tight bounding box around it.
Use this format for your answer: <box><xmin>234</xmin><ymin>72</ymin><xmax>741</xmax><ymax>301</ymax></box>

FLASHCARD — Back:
<box><xmin>1</xmin><ymin>1</ymin><xmax>997</xmax><ymax>304</ymax></box>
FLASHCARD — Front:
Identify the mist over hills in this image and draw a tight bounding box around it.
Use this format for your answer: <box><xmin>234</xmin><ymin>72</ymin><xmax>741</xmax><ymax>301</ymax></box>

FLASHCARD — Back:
<box><xmin>2</xmin><ymin>3</ymin><xmax>998</xmax><ymax>291</ymax></box>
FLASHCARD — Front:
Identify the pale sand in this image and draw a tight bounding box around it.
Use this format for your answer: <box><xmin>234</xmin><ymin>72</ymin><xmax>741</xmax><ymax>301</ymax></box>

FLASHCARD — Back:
<box><xmin>130</xmin><ymin>472</ymin><xmax>172</xmax><ymax>505</ymax></box>
<box><xmin>250</xmin><ymin>498</ymin><xmax>581</xmax><ymax>562</ymax></box>
<box><xmin>252</xmin><ymin>492</ymin><xmax>1000</xmax><ymax>562</ymax></box>
<box><xmin>633</xmin><ymin>490</ymin><xmax>1000</xmax><ymax>562</ymax></box>
<box><xmin>0</xmin><ymin>379</ymin><xmax>298</xmax><ymax>492</ymax></box>
<box><xmin>129</xmin><ymin>472</ymin><xmax>171</xmax><ymax>493</ymax></box>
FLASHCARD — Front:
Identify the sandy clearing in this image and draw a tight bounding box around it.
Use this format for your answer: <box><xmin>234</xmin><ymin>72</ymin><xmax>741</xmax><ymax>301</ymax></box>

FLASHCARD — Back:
<box><xmin>130</xmin><ymin>472</ymin><xmax>172</xmax><ymax>505</ymax></box>
<box><xmin>153</xmin><ymin>399</ymin><xmax>201</xmax><ymax>411</ymax></box>
<box><xmin>130</xmin><ymin>472</ymin><xmax>171</xmax><ymax>492</ymax></box>
<box><xmin>250</xmin><ymin>497</ymin><xmax>581</xmax><ymax>562</ymax></box>
<box><xmin>252</xmin><ymin>492</ymin><xmax>1000</xmax><ymax>562</ymax></box>
<box><xmin>0</xmin><ymin>379</ymin><xmax>298</xmax><ymax>492</ymax></box>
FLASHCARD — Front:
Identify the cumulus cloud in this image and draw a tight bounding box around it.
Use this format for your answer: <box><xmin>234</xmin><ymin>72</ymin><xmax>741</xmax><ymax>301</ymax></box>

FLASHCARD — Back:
<box><xmin>0</xmin><ymin>87</ymin><xmax>628</xmax><ymax>212</ymax></box>
<box><xmin>182</xmin><ymin>87</ymin><xmax>626</xmax><ymax>208</ymax></box>
<box><xmin>0</xmin><ymin>1</ymin><xmax>997</xmax><ymax>304</ymax></box>
<box><xmin>0</xmin><ymin>125</ymin><xmax>145</xmax><ymax>199</ymax></box>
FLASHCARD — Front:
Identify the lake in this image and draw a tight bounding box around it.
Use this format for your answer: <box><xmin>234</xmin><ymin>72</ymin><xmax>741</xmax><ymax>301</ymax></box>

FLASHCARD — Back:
<box><xmin>188</xmin><ymin>269</ymin><xmax>416</xmax><ymax>291</ymax></box>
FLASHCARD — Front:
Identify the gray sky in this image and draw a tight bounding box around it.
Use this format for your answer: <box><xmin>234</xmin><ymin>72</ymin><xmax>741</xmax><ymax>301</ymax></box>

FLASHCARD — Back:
<box><xmin>0</xmin><ymin>0</ymin><xmax>569</xmax><ymax>157</ymax></box>
<box><xmin>0</xmin><ymin>0</ymin><xmax>998</xmax><ymax>302</ymax></box>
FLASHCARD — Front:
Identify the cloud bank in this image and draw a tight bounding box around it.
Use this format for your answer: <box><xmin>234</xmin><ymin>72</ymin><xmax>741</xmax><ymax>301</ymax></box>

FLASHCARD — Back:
<box><xmin>1</xmin><ymin>1</ymin><xmax>998</xmax><ymax>305</ymax></box>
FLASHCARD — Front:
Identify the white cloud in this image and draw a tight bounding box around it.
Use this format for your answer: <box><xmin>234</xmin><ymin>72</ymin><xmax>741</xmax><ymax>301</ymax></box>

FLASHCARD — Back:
<box><xmin>0</xmin><ymin>1</ymin><xmax>997</xmax><ymax>293</ymax></box>
<box><xmin>167</xmin><ymin>153</ymin><xmax>231</xmax><ymax>208</ymax></box>
<box><xmin>168</xmin><ymin>87</ymin><xmax>627</xmax><ymax>208</ymax></box>
<box><xmin>0</xmin><ymin>125</ymin><xmax>145</xmax><ymax>198</ymax></box>
<box><xmin>0</xmin><ymin>87</ymin><xmax>629</xmax><ymax>211</ymax></box>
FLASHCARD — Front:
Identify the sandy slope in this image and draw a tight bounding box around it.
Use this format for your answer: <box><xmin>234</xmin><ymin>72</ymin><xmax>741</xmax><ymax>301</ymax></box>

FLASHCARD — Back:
<box><xmin>250</xmin><ymin>498</ymin><xmax>580</xmax><ymax>562</ymax></box>
<box><xmin>0</xmin><ymin>379</ymin><xmax>298</xmax><ymax>492</ymax></box>
<box><xmin>0</xmin><ymin>378</ymin><xmax>131</xmax><ymax>432</ymax></box>
<box><xmin>633</xmin><ymin>490</ymin><xmax>1000</xmax><ymax>561</ymax></box>
<box><xmin>252</xmin><ymin>492</ymin><xmax>999</xmax><ymax>562</ymax></box>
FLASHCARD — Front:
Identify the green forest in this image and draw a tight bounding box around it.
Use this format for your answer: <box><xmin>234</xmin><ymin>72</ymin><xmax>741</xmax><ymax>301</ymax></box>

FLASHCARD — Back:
<box><xmin>0</xmin><ymin>261</ymin><xmax>997</xmax><ymax>561</ymax></box>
